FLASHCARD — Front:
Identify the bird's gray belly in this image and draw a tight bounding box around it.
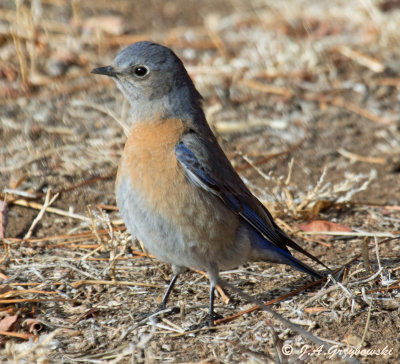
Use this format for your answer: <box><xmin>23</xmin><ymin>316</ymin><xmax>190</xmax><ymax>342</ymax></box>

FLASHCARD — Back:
<box><xmin>116</xmin><ymin>178</ymin><xmax>251</xmax><ymax>271</ymax></box>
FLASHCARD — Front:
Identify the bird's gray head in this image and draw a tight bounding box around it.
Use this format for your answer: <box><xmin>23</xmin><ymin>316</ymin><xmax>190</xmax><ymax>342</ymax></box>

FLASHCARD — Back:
<box><xmin>92</xmin><ymin>41</ymin><xmax>203</xmax><ymax>123</ymax></box>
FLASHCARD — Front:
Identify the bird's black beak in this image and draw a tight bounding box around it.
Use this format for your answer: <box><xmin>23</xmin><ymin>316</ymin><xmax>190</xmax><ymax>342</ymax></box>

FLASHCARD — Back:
<box><xmin>91</xmin><ymin>65</ymin><xmax>118</xmax><ymax>77</ymax></box>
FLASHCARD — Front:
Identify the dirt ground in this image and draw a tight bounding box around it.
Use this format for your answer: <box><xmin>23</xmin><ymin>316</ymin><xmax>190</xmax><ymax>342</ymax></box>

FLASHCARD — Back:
<box><xmin>1</xmin><ymin>0</ymin><xmax>400</xmax><ymax>363</ymax></box>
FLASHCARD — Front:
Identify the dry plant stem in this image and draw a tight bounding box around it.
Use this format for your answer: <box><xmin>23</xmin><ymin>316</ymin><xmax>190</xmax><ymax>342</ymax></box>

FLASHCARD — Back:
<box><xmin>70</xmin><ymin>279</ymin><xmax>163</xmax><ymax>289</ymax></box>
<box><xmin>361</xmin><ymin>237</ymin><xmax>371</xmax><ymax>274</ymax></box>
<box><xmin>335</xmin><ymin>45</ymin><xmax>384</xmax><ymax>72</ymax></box>
<box><xmin>240</xmin><ymin>154</ymin><xmax>295</xmax><ymax>211</ymax></box>
<box><xmin>296</xmin><ymin>167</ymin><xmax>328</xmax><ymax>212</ymax></box>
<box><xmin>8</xmin><ymin>282</ymin><xmax>65</xmax><ymax>287</ymax></box>
<box><xmin>23</xmin><ymin>189</ymin><xmax>59</xmax><ymax>241</ymax></box>
<box><xmin>298</xmin><ymin>284</ymin><xmax>341</xmax><ymax>310</ymax></box>
<box><xmin>117</xmin><ymin>307</ymin><xmax>181</xmax><ymax>342</ymax></box>
<box><xmin>101</xmin><ymin>210</ymin><xmax>120</xmax><ymax>280</ymax></box>
<box><xmin>284</xmin><ymin>158</ymin><xmax>294</xmax><ymax>186</ymax></box>
<box><xmin>301</xmin><ymin>231</ymin><xmax>398</xmax><ymax>238</ymax></box>
<box><xmin>205</xmin><ymin>15</ymin><xmax>230</xmax><ymax>59</ymax></box>
<box><xmin>0</xmin><ymin>331</ymin><xmax>35</xmax><ymax>341</ymax></box>
<box><xmin>373</xmin><ymin>236</ymin><xmax>383</xmax><ymax>277</ymax></box>
<box><xmin>0</xmin><ymin>195</ymin><xmax>9</xmax><ymax>256</ymax></box>
<box><xmin>154</xmin><ymin>317</ymin><xmax>184</xmax><ymax>333</ymax></box>
<box><xmin>83</xmin><ymin>208</ymin><xmax>104</xmax><ymax>260</ymax></box>
<box><xmin>350</xmin><ymin>268</ymin><xmax>384</xmax><ymax>286</ymax></box>
<box><xmin>0</xmin><ymin>298</ymin><xmax>74</xmax><ymax>304</ymax></box>
<box><xmin>11</xmin><ymin>199</ymin><xmax>125</xmax><ymax>224</ymax></box>
<box><xmin>218</xmin><ymin>279</ymin><xmax>361</xmax><ymax>364</ymax></box>
<box><xmin>0</xmin><ymin>289</ymin><xmax>58</xmax><ymax>298</ymax></box>
<box><xmin>328</xmin><ymin>98</ymin><xmax>392</xmax><ymax>125</ymax></box>
<box><xmin>240</xmin><ymin>79</ymin><xmax>292</xmax><ymax>97</ymax></box>
<box><xmin>5</xmin><ymin>227</ymin><xmax>127</xmax><ymax>245</ymax></box>
<box><xmin>3</xmin><ymin>189</ymin><xmax>37</xmax><ymax>198</ymax></box>
<box><xmin>10</xmin><ymin>31</ymin><xmax>28</xmax><ymax>87</ymax></box>
<box><xmin>366</xmin><ymin>283</ymin><xmax>400</xmax><ymax>294</ymax></box>
<box><xmin>338</xmin><ymin>148</ymin><xmax>386</xmax><ymax>164</ymax></box>
<box><xmin>12</xmin><ymin>199</ymin><xmax>89</xmax><ymax>221</ymax></box>
<box><xmin>360</xmin><ymin>298</ymin><xmax>373</xmax><ymax>347</ymax></box>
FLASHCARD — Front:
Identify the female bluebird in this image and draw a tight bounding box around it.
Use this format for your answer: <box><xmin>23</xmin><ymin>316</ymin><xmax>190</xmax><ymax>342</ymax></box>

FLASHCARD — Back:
<box><xmin>92</xmin><ymin>41</ymin><xmax>327</xmax><ymax>324</ymax></box>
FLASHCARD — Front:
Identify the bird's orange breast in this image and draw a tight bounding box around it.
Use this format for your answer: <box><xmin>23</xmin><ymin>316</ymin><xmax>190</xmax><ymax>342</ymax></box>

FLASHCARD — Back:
<box><xmin>116</xmin><ymin>118</ymin><xmax>187</xmax><ymax>213</ymax></box>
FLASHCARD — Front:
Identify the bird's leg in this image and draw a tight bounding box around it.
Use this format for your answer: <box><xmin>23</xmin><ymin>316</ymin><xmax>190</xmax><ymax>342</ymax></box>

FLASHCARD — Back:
<box><xmin>158</xmin><ymin>274</ymin><xmax>179</xmax><ymax>311</ymax></box>
<box><xmin>206</xmin><ymin>283</ymin><xmax>223</xmax><ymax>326</ymax></box>
<box><xmin>187</xmin><ymin>266</ymin><xmax>223</xmax><ymax>330</ymax></box>
<box><xmin>136</xmin><ymin>274</ymin><xmax>180</xmax><ymax>319</ymax></box>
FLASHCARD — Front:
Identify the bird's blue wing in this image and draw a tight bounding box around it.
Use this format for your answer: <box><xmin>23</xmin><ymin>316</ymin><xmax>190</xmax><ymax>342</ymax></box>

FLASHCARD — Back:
<box><xmin>175</xmin><ymin>139</ymin><xmax>328</xmax><ymax>278</ymax></box>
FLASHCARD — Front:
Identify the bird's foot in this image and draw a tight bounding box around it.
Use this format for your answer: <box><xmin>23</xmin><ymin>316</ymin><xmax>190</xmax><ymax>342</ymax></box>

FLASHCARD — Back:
<box><xmin>136</xmin><ymin>304</ymin><xmax>180</xmax><ymax>321</ymax></box>
<box><xmin>186</xmin><ymin>311</ymin><xmax>223</xmax><ymax>331</ymax></box>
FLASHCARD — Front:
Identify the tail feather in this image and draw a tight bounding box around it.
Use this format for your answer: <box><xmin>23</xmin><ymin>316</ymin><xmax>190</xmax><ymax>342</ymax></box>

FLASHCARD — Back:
<box><xmin>249</xmin><ymin>229</ymin><xmax>325</xmax><ymax>279</ymax></box>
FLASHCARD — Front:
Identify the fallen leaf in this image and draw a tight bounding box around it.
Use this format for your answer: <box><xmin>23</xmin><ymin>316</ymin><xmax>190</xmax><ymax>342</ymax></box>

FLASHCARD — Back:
<box><xmin>0</xmin><ymin>315</ymin><xmax>18</xmax><ymax>331</ymax></box>
<box><xmin>304</xmin><ymin>307</ymin><xmax>330</xmax><ymax>313</ymax></box>
<box><xmin>298</xmin><ymin>220</ymin><xmax>352</xmax><ymax>240</ymax></box>
<box><xmin>298</xmin><ymin>220</ymin><xmax>352</xmax><ymax>233</ymax></box>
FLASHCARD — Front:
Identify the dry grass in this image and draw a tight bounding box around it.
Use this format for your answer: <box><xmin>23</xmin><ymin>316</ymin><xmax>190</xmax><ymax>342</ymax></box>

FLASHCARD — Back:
<box><xmin>1</xmin><ymin>0</ymin><xmax>400</xmax><ymax>363</ymax></box>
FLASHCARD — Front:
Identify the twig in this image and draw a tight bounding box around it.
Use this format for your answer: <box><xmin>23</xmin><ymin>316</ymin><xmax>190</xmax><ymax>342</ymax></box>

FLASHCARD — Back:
<box><xmin>0</xmin><ymin>298</ymin><xmax>74</xmax><ymax>304</ymax></box>
<box><xmin>338</xmin><ymin>148</ymin><xmax>386</xmax><ymax>164</ymax></box>
<box><xmin>360</xmin><ymin>298</ymin><xmax>373</xmax><ymax>346</ymax></box>
<box><xmin>70</xmin><ymin>279</ymin><xmax>163</xmax><ymax>289</ymax></box>
<box><xmin>5</xmin><ymin>227</ymin><xmax>127</xmax><ymax>245</ymax></box>
<box><xmin>373</xmin><ymin>236</ymin><xmax>385</xmax><ymax>283</ymax></box>
<box><xmin>300</xmin><ymin>231</ymin><xmax>398</xmax><ymax>238</ymax></box>
<box><xmin>205</xmin><ymin>14</ymin><xmax>230</xmax><ymax>59</ymax></box>
<box><xmin>0</xmin><ymin>289</ymin><xmax>58</xmax><ymax>298</ymax></box>
<box><xmin>349</xmin><ymin>267</ymin><xmax>384</xmax><ymax>286</ymax></box>
<box><xmin>366</xmin><ymin>284</ymin><xmax>400</xmax><ymax>294</ymax></box>
<box><xmin>12</xmin><ymin>199</ymin><xmax>91</xmax><ymax>223</ymax></box>
<box><xmin>335</xmin><ymin>46</ymin><xmax>385</xmax><ymax>73</ymax></box>
<box><xmin>24</xmin><ymin>189</ymin><xmax>59</xmax><ymax>241</ymax></box>
<box><xmin>0</xmin><ymin>196</ymin><xmax>9</xmax><ymax>254</ymax></box>
<box><xmin>361</xmin><ymin>237</ymin><xmax>371</xmax><ymax>274</ymax></box>
<box><xmin>0</xmin><ymin>331</ymin><xmax>36</xmax><ymax>341</ymax></box>
<box><xmin>240</xmin><ymin>79</ymin><xmax>292</xmax><ymax>97</ymax></box>
<box><xmin>329</xmin><ymin>97</ymin><xmax>392</xmax><ymax>125</ymax></box>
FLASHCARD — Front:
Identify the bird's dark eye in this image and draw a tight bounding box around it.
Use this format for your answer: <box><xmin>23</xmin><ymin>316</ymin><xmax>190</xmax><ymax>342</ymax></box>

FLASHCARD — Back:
<box><xmin>133</xmin><ymin>66</ymin><xmax>149</xmax><ymax>77</ymax></box>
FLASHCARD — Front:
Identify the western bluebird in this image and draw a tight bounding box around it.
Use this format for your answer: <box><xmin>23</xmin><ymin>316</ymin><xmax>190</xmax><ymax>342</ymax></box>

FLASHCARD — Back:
<box><xmin>92</xmin><ymin>41</ymin><xmax>328</xmax><ymax>325</ymax></box>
